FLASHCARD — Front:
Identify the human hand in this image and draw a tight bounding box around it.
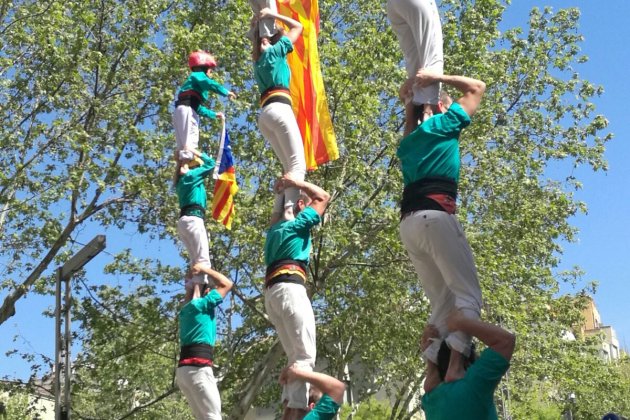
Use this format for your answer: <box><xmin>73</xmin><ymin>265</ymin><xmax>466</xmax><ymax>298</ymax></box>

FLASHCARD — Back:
<box><xmin>421</xmin><ymin>324</ymin><xmax>440</xmax><ymax>351</ymax></box>
<box><xmin>415</xmin><ymin>68</ymin><xmax>441</xmax><ymax>88</ymax></box>
<box><xmin>446</xmin><ymin>309</ymin><xmax>465</xmax><ymax>332</ymax></box>
<box><xmin>279</xmin><ymin>363</ymin><xmax>299</xmax><ymax>385</ymax></box>
<box><xmin>274</xmin><ymin>173</ymin><xmax>299</xmax><ymax>193</ymax></box>
<box><xmin>259</xmin><ymin>7</ymin><xmax>274</xmax><ymax>19</ymax></box>
<box><xmin>228</xmin><ymin>91</ymin><xmax>237</xmax><ymax>101</ymax></box>
<box><xmin>216</xmin><ymin>112</ymin><xmax>225</xmax><ymax>120</ymax></box>
<box><xmin>191</xmin><ymin>263</ymin><xmax>204</xmax><ymax>276</ymax></box>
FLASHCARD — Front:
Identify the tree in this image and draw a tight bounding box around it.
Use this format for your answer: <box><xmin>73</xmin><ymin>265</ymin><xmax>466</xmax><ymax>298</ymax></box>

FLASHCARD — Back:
<box><xmin>0</xmin><ymin>0</ymin><xmax>619</xmax><ymax>419</ymax></box>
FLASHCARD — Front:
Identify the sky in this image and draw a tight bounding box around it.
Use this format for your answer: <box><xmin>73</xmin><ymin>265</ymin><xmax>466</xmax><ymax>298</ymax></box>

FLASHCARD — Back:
<box><xmin>1</xmin><ymin>0</ymin><xmax>629</xmax><ymax>380</ymax></box>
<box><xmin>500</xmin><ymin>1</ymin><xmax>630</xmax><ymax>350</ymax></box>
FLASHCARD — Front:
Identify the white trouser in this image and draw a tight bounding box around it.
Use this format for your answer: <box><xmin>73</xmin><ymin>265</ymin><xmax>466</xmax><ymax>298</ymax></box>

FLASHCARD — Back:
<box><xmin>387</xmin><ymin>0</ymin><xmax>443</xmax><ymax>105</ymax></box>
<box><xmin>177</xmin><ymin>216</ymin><xmax>211</xmax><ymax>284</ymax></box>
<box><xmin>399</xmin><ymin>210</ymin><xmax>482</xmax><ymax>363</ymax></box>
<box><xmin>264</xmin><ymin>282</ymin><xmax>316</xmax><ymax>409</ymax></box>
<box><xmin>176</xmin><ymin>366</ymin><xmax>222</xmax><ymax>420</ymax></box>
<box><xmin>173</xmin><ymin>105</ymin><xmax>200</xmax><ymax>162</ymax></box>
<box><xmin>258</xmin><ymin>102</ymin><xmax>306</xmax><ymax>211</ymax></box>
<box><xmin>248</xmin><ymin>0</ymin><xmax>278</xmax><ymax>39</ymax></box>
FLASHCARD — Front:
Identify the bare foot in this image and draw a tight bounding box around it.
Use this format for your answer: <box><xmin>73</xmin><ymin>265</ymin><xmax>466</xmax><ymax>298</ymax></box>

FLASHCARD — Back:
<box><xmin>444</xmin><ymin>349</ymin><xmax>466</xmax><ymax>382</ymax></box>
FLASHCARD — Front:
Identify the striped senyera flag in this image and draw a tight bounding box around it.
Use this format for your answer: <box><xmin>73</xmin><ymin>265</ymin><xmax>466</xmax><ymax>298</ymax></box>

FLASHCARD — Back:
<box><xmin>277</xmin><ymin>0</ymin><xmax>339</xmax><ymax>170</ymax></box>
<box><xmin>211</xmin><ymin>120</ymin><xmax>238</xmax><ymax>229</ymax></box>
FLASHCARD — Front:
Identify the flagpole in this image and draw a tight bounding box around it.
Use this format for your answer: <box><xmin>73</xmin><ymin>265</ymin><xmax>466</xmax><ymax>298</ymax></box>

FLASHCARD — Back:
<box><xmin>213</xmin><ymin>116</ymin><xmax>227</xmax><ymax>180</ymax></box>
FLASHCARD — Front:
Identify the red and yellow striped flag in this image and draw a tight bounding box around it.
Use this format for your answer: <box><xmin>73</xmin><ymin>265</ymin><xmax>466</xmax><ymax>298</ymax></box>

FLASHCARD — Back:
<box><xmin>277</xmin><ymin>0</ymin><xmax>338</xmax><ymax>171</ymax></box>
<box><xmin>211</xmin><ymin>121</ymin><xmax>238</xmax><ymax>229</ymax></box>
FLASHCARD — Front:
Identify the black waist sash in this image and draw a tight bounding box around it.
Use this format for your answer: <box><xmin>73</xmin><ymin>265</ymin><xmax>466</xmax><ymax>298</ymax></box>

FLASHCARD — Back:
<box><xmin>179</xmin><ymin>204</ymin><xmax>205</xmax><ymax>219</ymax></box>
<box><xmin>178</xmin><ymin>343</ymin><xmax>214</xmax><ymax>367</ymax></box>
<box><xmin>401</xmin><ymin>177</ymin><xmax>458</xmax><ymax>216</ymax></box>
<box><xmin>175</xmin><ymin>90</ymin><xmax>202</xmax><ymax>112</ymax></box>
<box><xmin>265</xmin><ymin>259</ymin><xmax>308</xmax><ymax>288</ymax></box>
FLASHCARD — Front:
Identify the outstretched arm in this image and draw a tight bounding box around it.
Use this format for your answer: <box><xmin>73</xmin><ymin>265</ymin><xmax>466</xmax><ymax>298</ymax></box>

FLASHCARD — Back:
<box><xmin>416</xmin><ymin>69</ymin><xmax>486</xmax><ymax>117</ymax></box>
<box><xmin>275</xmin><ymin>175</ymin><xmax>330</xmax><ymax>216</ymax></box>
<box><xmin>446</xmin><ymin>310</ymin><xmax>516</xmax><ymax>361</ymax></box>
<box><xmin>192</xmin><ymin>264</ymin><xmax>233</xmax><ymax>298</ymax></box>
<box><xmin>280</xmin><ymin>365</ymin><xmax>346</xmax><ymax>404</ymax></box>
<box><xmin>259</xmin><ymin>7</ymin><xmax>303</xmax><ymax>44</ymax></box>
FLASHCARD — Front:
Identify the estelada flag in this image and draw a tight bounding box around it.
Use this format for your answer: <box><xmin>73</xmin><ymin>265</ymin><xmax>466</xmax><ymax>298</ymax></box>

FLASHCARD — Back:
<box><xmin>211</xmin><ymin>120</ymin><xmax>238</xmax><ymax>229</ymax></box>
<box><xmin>277</xmin><ymin>0</ymin><xmax>338</xmax><ymax>171</ymax></box>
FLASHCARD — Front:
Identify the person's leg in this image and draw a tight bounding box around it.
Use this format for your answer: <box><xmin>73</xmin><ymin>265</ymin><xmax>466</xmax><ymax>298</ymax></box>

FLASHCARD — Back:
<box><xmin>194</xmin><ymin>367</ymin><xmax>222</xmax><ymax>420</ymax></box>
<box><xmin>430</xmin><ymin>214</ymin><xmax>482</xmax><ymax>347</ymax></box>
<box><xmin>404</xmin><ymin>103</ymin><xmax>423</xmax><ymax>136</ymax></box>
<box><xmin>174</xmin><ymin>105</ymin><xmax>199</xmax><ymax>161</ymax></box>
<box><xmin>387</xmin><ymin>0</ymin><xmax>443</xmax><ymax>106</ymax></box>
<box><xmin>176</xmin><ymin>366</ymin><xmax>222</xmax><ymax>420</ymax></box>
<box><xmin>249</xmin><ymin>0</ymin><xmax>278</xmax><ymax>38</ymax></box>
<box><xmin>177</xmin><ymin>216</ymin><xmax>211</xmax><ymax>284</ymax></box>
<box><xmin>264</xmin><ymin>283</ymin><xmax>315</xmax><ymax>409</ymax></box>
<box><xmin>423</xmin><ymin>213</ymin><xmax>482</xmax><ymax>380</ymax></box>
<box><xmin>388</xmin><ymin>0</ymin><xmax>416</xmax><ymax>109</ymax></box>
<box><xmin>177</xmin><ymin>366</ymin><xmax>200</xmax><ymax>419</ymax></box>
<box><xmin>265</xmin><ymin>285</ymin><xmax>298</xmax><ymax>405</ymax></box>
<box><xmin>400</xmin><ymin>211</ymin><xmax>455</xmax><ymax>363</ymax></box>
<box><xmin>284</xmin><ymin>283</ymin><xmax>316</xmax><ymax>409</ymax></box>
<box><xmin>410</xmin><ymin>0</ymin><xmax>443</xmax><ymax>106</ymax></box>
<box><xmin>258</xmin><ymin>103</ymin><xmax>306</xmax><ymax>207</ymax></box>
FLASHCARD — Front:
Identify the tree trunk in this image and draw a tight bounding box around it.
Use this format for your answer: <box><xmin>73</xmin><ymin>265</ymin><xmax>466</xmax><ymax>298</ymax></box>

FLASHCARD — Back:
<box><xmin>228</xmin><ymin>340</ymin><xmax>284</xmax><ymax>420</ymax></box>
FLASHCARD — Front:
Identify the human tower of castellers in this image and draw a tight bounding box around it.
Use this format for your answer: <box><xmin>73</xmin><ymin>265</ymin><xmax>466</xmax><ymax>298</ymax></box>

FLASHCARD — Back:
<box><xmin>172</xmin><ymin>1</ymin><xmax>513</xmax><ymax>419</ymax></box>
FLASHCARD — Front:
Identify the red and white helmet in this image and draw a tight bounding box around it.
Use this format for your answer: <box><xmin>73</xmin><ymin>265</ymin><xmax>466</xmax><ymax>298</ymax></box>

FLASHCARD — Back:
<box><xmin>188</xmin><ymin>50</ymin><xmax>217</xmax><ymax>69</ymax></box>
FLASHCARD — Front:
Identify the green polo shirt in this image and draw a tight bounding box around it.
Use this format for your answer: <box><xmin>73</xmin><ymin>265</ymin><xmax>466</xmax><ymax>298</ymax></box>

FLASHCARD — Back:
<box><xmin>396</xmin><ymin>102</ymin><xmax>471</xmax><ymax>186</ymax></box>
<box><xmin>176</xmin><ymin>152</ymin><xmax>215</xmax><ymax>217</ymax></box>
<box><xmin>304</xmin><ymin>394</ymin><xmax>341</xmax><ymax>420</ymax></box>
<box><xmin>264</xmin><ymin>206</ymin><xmax>321</xmax><ymax>267</ymax></box>
<box><xmin>254</xmin><ymin>36</ymin><xmax>294</xmax><ymax>93</ymax></box>
<box><xmin>178</xmin><ymin>71</ymin><xmax>230</xmax><ymax>119</ymax></box>
<box><xmin>179</xmin><ymin>289</ymin><xmax>223</xmax><ymax>347</ymax></box>
<box><xmin>422</xmin><ymin>348</ymin><xmax>510</xmax><ymax>420</ymax></box>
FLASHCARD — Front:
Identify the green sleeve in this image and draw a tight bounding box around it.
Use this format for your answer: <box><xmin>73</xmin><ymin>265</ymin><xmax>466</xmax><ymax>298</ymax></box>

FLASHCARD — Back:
<box><xmin>197</xmin><ymin>74</ymin><xmax>230</xmax><ymax>97</ymax></box>
<box><xmin>420</xmin><ymin>102</ymin><xmax>471</xmax><ymax>139</ymax></box>
<box><xmin>466</xmin><ymin>348</ymin><xmax>510</xmax><ymax>397</ymax></box>
<box><xmin>291</xmin><ymin>206</ymin><xmax>321</xmax><ymax>233</ymax></box>
<box><xmin>196</xmin><ymin>152</ymin><xmax>216</xmax><ymax>177</ymax></box>
<box><xmin>196</xmin><ymin>104</ymin><xmax>217</xmax><ymax>119</ymax></box>
<box><xmin>202</xmin><ymin>289</ymin><xmax>223</xmax><ymax>312</ymax></box>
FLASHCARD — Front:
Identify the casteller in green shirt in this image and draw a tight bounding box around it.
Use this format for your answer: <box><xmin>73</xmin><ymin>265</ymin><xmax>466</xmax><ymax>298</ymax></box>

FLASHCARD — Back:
<box><xmin>264</xmin><ymin>206</ymin><xmax>321</xmax><ymax>267</ymax></box>
<box><xmin>176</xmin><ymin>152</ymin><xmax>215</xmax><ymax>218</ymax></box>
<box><xmin>396</xmin><ymin>101</ymin><xmax>471</xmax><ymax>187</ymax></box>
<box><xmin>179</xmin><ymin>289</ymin><xmax>223</xmax><ymax>347</ymax></box>
<box><xmin>178</xmin><ymin>71</ymin><xmax>230</xmax><ymax>119</ymax></box>
<box><xmin>304</xmin><ymin>394</ymin><xmax>341</xmax><ymax>420</ymax></box>
<box><xmin>422</xmin><ymin>348</ymin><xmax>510</xmax><ymax>420</ymax></box>
<box><xmin>254</xmin><ymin>36</ymin><xmax>294</xmax><ymax>93</ymax></box>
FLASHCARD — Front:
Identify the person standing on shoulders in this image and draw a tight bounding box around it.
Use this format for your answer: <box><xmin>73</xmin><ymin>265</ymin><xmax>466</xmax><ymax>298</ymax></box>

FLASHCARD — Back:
<box><xmin>265</xmin><ymin>175</ymin><xmax>330</xmax><ymax>417</ymax></box>
<box><xmin>398</xmin><ymin>69</ymin><xmax>486</xmax><ymax>383</ymax></box>
<box><xmin>176</xmin><ymin>264</ymin><xmax>233</xmax><ymax>420</ymax></box>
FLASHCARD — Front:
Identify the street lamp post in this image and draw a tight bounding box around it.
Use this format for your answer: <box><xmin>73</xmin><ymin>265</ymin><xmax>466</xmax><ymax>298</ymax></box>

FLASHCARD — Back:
<box><xmin>54</xmin><ymin>235</ymin><xmax>106</xmax><ymax>420</ymax></box>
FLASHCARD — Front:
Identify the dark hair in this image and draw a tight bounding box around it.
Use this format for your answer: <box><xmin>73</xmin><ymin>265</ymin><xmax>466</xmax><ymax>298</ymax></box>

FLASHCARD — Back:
<box><xmin>270</xmin><ymin>29</ymin><xmax>285</xmax><ymax>45</ymax></box>
<box><xmin>436</xmin><ymin>341</ymin><xmax>477</xmax><ymax>381</ymax></box>
<box><xmin>201</xmin><ymin>283</ymin><xmax>210</xmax><ymax>296</ymax></box>
<box><xmin>191</xmin><ymin>65</ymin><xmax>211</xmax><ymax>73</ymax></box>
